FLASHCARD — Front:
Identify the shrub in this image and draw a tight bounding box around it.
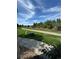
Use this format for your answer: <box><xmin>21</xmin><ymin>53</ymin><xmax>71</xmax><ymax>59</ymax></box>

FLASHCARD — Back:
<box><xmin>45</xmin><ymin>43</ymin><xmax>61</xmax><ymax>59</ymax></box>
<box><xmin>26</xmin><ymin>32</ymin><xmax>43</xmax><ymax>41</ymax></box>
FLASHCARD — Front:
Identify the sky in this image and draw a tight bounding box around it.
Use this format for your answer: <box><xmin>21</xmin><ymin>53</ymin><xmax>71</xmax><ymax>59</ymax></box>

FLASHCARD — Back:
<box><xmin>17</xmin><ymin>0</ymin><xmax>61</xmax><ymax>25</ymax></box>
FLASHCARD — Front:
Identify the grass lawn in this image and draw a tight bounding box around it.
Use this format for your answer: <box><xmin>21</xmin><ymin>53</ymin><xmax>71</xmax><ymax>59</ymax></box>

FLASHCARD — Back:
<box><xmin>17</xmin><ymin>27</ymin><xmax>26</xmax><ymax>36</ymax></box>
<box><xmin>17</xmin><ymin>27</ymin><xmax>61</xmax><ymax>47</ymax></box>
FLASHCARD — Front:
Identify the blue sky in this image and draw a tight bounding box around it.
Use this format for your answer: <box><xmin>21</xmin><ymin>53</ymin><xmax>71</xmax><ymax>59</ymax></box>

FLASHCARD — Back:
<box><xmin>17</xmin><ymin>0</ymin><xmax>61</xmax><ymax>25</ymax></box>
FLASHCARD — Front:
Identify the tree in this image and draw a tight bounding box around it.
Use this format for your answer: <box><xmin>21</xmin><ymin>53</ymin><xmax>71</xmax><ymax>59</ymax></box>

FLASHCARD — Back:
<box><xmin>32</xmin><ymin>19</ymin><xmax>61</xmax><ymax>31</ymax></box>
<box><xmin>44</xmin><ymin>20</ymin><xmax>54</xmax><ymax>29</ymax></box>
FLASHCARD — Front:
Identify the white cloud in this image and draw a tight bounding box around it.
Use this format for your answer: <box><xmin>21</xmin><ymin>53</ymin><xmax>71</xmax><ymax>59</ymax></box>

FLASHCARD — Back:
<box><xmin>39</xmin><ymin>12</ymin><xmax>60</xmax><ymax>20</ymax></box>
<box><xmin>18</xmin><ymin>21</ymin><xmax>33</xmax><ymax>25</ymax></box>
<box><xmin>34</xmin><ymin>0</ymin><xmax>45</xmax><ymax>9</ymax></box>
<box><xmin>38</xmin><ymin>13</ymin><xmax>60</xmax><ymax>21</ymax></box>
<box><xmin>17</xmin><ymin>0</ymin><xmax>35</xmax><ymax>20</ymax></box>
<box><xmin>18</xmin><ymin>0</ymin><xmax>35</xmax><ymax>10</ymax></box>
<box><xmin>18</xmin><ymin>12</ymin><xmax>35</xmax><ymax>20</ymax></box>
<box><xmin>46</xmin><ymin>13</ymin><xmax>61</xmax><ymax>20</ymax></box>
<box><xmin>33</xmin><ymin>20</ymin><xmax>39</xmax><ymax>23</ymax></box>
<box><xmin>39</xmin><ymin>15</ymin><xmax>47</xmax><ymax>18</ymax></box>
<box><xmin>43</xmin><ymin>6</ymin><xmax>61</xmax><ymax>13</ymax></box>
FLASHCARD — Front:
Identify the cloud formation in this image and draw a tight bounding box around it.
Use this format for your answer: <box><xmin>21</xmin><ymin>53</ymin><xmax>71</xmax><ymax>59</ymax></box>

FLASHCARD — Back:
<box><xmin>43</xmin><ymin>6</ymin><xmax>60</xmax><ymax>13</ymax></box>
<box><xmin>17</xmin><ymin>0</ymin><xmax>35</xmax><ymax>20</ymax></box>
<box><xmin>17</xmin><ymin>0</ymin><xmax>61</xmax><ymax>25</ymax></box>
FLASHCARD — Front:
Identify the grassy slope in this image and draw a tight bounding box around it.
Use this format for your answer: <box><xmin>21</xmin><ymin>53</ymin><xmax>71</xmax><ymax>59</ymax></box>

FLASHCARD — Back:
<box><xmin>17</xmin><ymin>27</ymin><xmax>61</xmax><ymax>47</ymax></box>
<box><xmin>30</xmin><ymin>31</ymin><xmax>61</xmax><ymax>47</ymax></box>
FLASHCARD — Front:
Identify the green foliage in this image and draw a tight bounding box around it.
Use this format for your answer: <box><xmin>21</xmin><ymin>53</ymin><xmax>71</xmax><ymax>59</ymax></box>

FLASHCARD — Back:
<box><xmin>32</xmin><ymin>18</ymin><xmax>61</xmax><ymax>31</ymax></box>
<box><xmin>34</xmin><ymin>32</ymin><xmax>61</xmax><ymax>47</ymax></box>
<box><xmin>17</xmin><ymin>18</ymin><xmax>61</xmax><ymax>59</ymax></box>
<box><xmin>17</xmin><ymin>28</ymin><xmax>43</xmax><ymax>41</ymax></box>
<box><xmin>46</xmin><ymin>43</ymin><xmax>61</xmax><ymax>59</ymax></box>
<box><xmin>17</xmin><ymin>18</ymin><xmax>61</xmax><ymax>32</ymax></box>
<box><xmin>26</xmin><ymin>32</ymin><xmax>43</xmax><ymax>41</ymax></box>
<box><xmin>17</xmin><ymin>28</ymin><xmax>61</xmax><ymax>47</ymax></box>
<box><xmin>30</xmin><ymin>43</ymin><xmax>61</xmax><ymax>59</ymax></box>
<box><xmin>17</xmin><ymin>28</ymin><xmax>26</xmax><ymax>37</ymax></box>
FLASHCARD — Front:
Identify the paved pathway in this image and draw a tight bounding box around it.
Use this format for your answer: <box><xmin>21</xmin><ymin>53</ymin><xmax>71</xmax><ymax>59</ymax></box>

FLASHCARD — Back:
<box><xmin>22</xmin><ymin>28</ymin><xmax>61</xmax><ymax>36</ymax></box>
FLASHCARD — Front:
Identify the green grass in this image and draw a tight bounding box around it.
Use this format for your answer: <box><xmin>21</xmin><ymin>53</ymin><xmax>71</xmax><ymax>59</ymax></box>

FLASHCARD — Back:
<box><xmin>30</xmin><ymin>32</ymin><xmax>61</xmax><ymax>47</ymax></box>
<box><xmin>17</xmin><ymin>27</ymin><xmax>61</xmax><ymax>47</ymax></box>
<box><xmin>17</xmin><ymin>27</ymin><xmax>27</xmax><ymax>37</ymax></box>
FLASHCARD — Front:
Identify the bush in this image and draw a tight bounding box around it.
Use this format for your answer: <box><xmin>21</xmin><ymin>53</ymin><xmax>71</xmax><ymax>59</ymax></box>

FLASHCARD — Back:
<box><xmin>45</xmin><ymin>43</ymin><xmax>61</xmax><ymax>59</ymax></box>
<box><xmin>26</xmin><ymin>32</ymin><xmax>43</xmax><ymax>41</ymax></box>
<box><xmin>17</xmin><ymin>28</ymin><xmax>43</xmax><ymax>41</ymax></box>
<box><xmin>17</xmin><ymin>28</ymin><xmax>26</xmax><ymax>37</ymax></box>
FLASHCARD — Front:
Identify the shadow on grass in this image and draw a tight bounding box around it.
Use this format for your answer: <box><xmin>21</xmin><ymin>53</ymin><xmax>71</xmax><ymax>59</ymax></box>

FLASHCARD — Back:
<box><xmin>19</xmin><ymin>32</ymin><xmax>43</xmax><ymax>41</ymax></box>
